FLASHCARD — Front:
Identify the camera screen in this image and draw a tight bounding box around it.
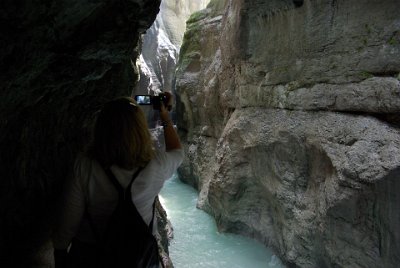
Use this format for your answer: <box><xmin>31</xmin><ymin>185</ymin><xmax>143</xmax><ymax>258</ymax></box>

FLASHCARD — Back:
<box><xmin>135</xmin><ymin>95</ymin><xmax>151</xmax><ymax>105</ymax></box>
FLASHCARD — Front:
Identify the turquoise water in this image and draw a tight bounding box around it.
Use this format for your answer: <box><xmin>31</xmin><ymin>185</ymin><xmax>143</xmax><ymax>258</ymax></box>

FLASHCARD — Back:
<box><xmin>159</xmin><ymin>174</ymin><xmax>284</xmax><ymax>268</ymax></box>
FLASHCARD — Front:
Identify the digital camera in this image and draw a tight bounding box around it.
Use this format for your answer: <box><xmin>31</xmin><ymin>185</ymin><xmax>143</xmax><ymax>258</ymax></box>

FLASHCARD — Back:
<box><xmin>134</xmin><ymin>94</ymin><xmax>168</xmax><ymax>110</ymax></box>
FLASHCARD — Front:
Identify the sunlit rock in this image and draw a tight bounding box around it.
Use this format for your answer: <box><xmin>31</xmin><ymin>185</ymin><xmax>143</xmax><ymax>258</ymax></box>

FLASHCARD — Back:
<box><xmin>176</xmin><ymin>0</ymin><xmax>400</xmax><ymax>267</ymax></box>
<box><xmin>136</xmin><ymin>0</ymin><xmax>210</xmax><ymax>96</ymax></box>
<box><xmin>209</xmin><ymin>108</ymin><xmax>400</xmax><ymax>267</ymax></box>
<box><xmin>175</xmin><ymin>0</ymin><xmax>226</xmax><ymax>209</ymax></box>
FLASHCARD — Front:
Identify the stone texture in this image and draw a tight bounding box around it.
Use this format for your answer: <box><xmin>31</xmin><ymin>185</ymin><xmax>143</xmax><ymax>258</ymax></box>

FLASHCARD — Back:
<box><xmin>176</xmin><ymin>0</ymin><xmax>226</xmax><ymax>196</ymax></box>
<box><xmin>0</xmin><ymin>0</ymin><xmax>170</xmax><ymax>266</ymax></box>
<box><xmin>155</xmin><ymin>198</ymin><xmax>174</xmax><ymax>268</ymax></box>
<box><xmin>242</xmin><ymin>77</ymin><xmax>400</xmax><ymax>113</ymax></box>
<box><xmin>159</xmin><ymin>0</ymin><xmax>210</xmax><ymax>49</ymax></box>
<box><xmin>209</xmin><ymin>108</ymin><xmax>400</xmax><ymax>267</ymax></box>
<box><xmin>175</xmin><ymin>0</ymin><xmax>400</xmax><ymax>267</ymax></box>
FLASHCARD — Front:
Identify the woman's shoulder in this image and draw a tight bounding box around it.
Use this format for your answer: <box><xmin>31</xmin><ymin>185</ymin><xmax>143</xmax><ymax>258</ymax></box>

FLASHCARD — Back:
<box><xmin>73</xmin><ymin>153</ymin><xmax>101</xmax><ymax>180</ymax></box>
<box><xmin>152</xmin><ymin>148</ymin><xmax>184</xmax><ymax>165</ymax></box>
<box><xmin>146</xmin><ymin>148</ymin><xmax>184</xmax><ymax>179</ymax></box>
<box><xmin>74</xmin><ymin>153</ymin><xmax>93</xmax><ymax>168</ymax></box>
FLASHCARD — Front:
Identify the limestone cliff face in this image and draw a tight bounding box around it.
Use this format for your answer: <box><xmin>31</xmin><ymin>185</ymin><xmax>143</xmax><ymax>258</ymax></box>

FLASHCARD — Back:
<box><xmin>0</xmin><ymin>0</ymin><xmax>162</xmax><ymax>266</ymax></box>
<box><xmin>176</xmin><ymin>0</ymin><xmax>400</xmax><ymax>267</ymax></box>
<box><xmin>135</xmin><ymin>0</ymin><xmax>209</xmax><ymax>126</ymax></box>
<box><xmin>136</xmin><ymin>0</ymin><xmax>209</xmax><ymax>96</ymax></box>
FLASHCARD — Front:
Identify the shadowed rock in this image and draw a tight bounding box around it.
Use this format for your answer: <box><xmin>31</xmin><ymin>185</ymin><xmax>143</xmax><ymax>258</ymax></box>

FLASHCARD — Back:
<box><xmin>0</xmin><ymin>0</ymin><xmax>162</xmax><ymax>266</ymax></box>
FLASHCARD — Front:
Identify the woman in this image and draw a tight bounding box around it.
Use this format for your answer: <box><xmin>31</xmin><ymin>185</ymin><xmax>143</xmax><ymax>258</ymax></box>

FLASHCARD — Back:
<box><xmin>53</xmin><ymin>95</ymin><xmax>183</xmax><ymax>267</ymax></box>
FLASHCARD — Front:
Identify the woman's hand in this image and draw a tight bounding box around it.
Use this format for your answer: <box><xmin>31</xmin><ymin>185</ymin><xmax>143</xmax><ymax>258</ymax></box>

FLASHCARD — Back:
<box><xmin>159</xmin><ymin>92</ymin><xmax>181</xmax><ymax>151</ymax></box>
<box><xmin>164</xmin><ymin>91</ymin><xmax>173</xmax><ymax>111</ymax></box>
<box><xmin>160</xmin><ymin>92</ymin><xmax>173</xmax><ymax>123</ymax></box>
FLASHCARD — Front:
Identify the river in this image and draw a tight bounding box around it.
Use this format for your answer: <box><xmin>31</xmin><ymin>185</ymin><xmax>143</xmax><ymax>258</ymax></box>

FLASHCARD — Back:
<box><xmin>159</xmin><ymin>174</ymin><xmax>284</xmax><ymax>268</ymax></box>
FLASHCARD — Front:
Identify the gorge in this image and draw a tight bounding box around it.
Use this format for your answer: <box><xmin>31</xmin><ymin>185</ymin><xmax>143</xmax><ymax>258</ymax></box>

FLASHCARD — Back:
<box><xmin>0</xmin><ymin>0</ymin><xmax>399</xmax><ymax>267</ymax></box>
<box><xmin>175</xmin><ymin>0</ymin><xmax>400</xmax><ymax>267</ymax></box>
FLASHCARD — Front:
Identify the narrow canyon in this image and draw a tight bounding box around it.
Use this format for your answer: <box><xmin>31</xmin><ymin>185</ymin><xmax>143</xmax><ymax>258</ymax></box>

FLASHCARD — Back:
<box><xmin>0</xmin><ymin>0</ymin><xmax>399</xmax><ymax>267</ymax></box>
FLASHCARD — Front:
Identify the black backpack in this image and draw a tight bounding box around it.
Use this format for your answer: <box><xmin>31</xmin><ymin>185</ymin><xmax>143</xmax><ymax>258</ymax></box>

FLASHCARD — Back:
<box><xmin>88</xmin><ymin>167</ymin><xmax>160</xmax><ymax>268</ymax></box>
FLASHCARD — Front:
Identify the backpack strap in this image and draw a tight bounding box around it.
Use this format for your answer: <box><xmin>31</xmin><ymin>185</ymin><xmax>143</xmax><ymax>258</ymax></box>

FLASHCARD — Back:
<box><xmin>105</xmin><ymin>167</ymin><xmax>157</xmax><ymax>229</ymax></box>
<box><xmin>105</xmin><ymin>167</ymin><xmax>143</xmax><ymax>200</ymax></box>
<box><xmin>149</xmin><ymin>198</ymin><xmax>156</xmax><ymax>229</ymax></box>
<box><xmin>86</xmin><ymin>166</ymin><xmax>144</xmax><ymax>242</ymax></box>
<box><xmin>106</xmin><ymin>166</ymin><xmax>158</xmax><ymax>231</ymax></box>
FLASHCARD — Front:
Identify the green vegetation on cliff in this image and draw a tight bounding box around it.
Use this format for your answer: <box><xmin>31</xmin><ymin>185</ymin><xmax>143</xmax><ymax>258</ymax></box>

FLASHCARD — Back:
<box><xmin>178</xmin><ymin>0</ymin><xmax>225</xmax><ymax>73</ymax></box>
<box><xmin>178</xmin><ymin>10</ymin><xmax>206</xmax><ymax>74</ymax></box>
<box><xmin>206</xmin><ymin>0</ymin><xmax>226</xmax><ymax>16</ymax></box>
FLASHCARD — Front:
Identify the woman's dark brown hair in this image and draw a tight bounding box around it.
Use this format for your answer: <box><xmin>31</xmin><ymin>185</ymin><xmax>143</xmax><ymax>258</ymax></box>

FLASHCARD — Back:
<box><xmin>88</xmin><ymin>97</ymin><xmax>154</xmax><ymax>169</ymax></box>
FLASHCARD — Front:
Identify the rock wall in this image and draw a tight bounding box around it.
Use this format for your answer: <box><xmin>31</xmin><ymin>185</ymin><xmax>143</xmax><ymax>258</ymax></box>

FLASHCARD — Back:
<box><xmin>136</xmin><ymin>0</ymin><xmax>211</xmax><ymax>93</ymax></box>
<box><xmin>135</xmin><ymin>0</ymin><xmax>209</xmax><ymax>126</ymax></box>
<box><xmin>0</xmin><ymin>0</ymin><xmax>162</xmax><ymax>266</ymax></box>
<box><xmin>176</xmin><ymin>0</ymin><xmax>400</xmax><ymax>267</ymax></box>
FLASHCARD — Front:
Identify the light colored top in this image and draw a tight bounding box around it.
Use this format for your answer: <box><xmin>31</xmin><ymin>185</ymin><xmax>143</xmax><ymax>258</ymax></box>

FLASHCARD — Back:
<box><xmin>53</xmin><ymin>148</ymin><xmax>184</xmax><ymax>249</ymax></box>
